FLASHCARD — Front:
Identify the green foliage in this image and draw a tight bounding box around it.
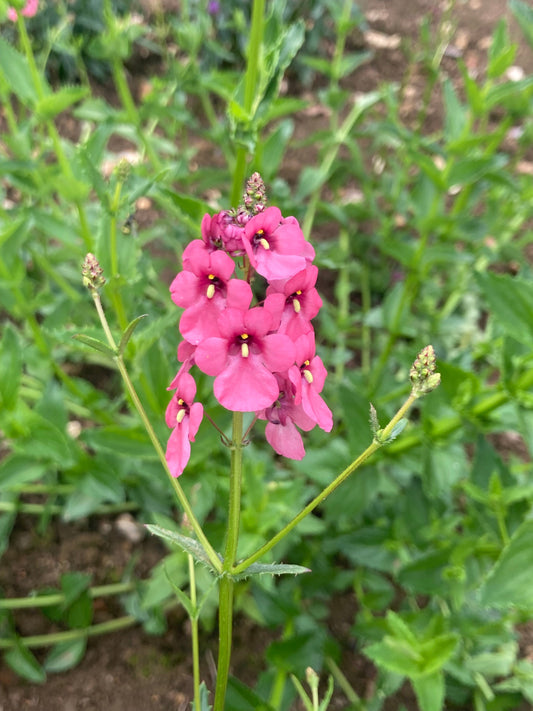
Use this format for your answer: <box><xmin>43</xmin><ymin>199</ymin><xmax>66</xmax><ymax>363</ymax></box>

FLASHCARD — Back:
<box><xmin>2</xmin><ymin>1</ymin><xmax>533</xmax><ymax>709</ymax></box>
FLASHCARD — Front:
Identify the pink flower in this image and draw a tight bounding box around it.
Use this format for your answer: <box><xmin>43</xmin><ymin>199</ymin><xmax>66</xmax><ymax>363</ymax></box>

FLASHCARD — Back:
<box><xmin>288</xmin><ymin>332</ymin><xmax>333</xmax><ymax>432</ymax></box>
<box><xmin>259</xmin><ymin>374</ymin><xmax>316</xmax><ymax>459</ymax></box>
<box><xmin>201</xmin><ymin>211</ymin><xmax>246</xmax><ymax>255</ymax></box>
<box><xmin>242</xmin><ymin>207</ymin><xmax>315</xmax><ymax>281</ymax></box>
<box><xmin>170</xmin><ymin>242</ymin><xmax>250</xmax><ymax>344</ymax></box>
<box><xmin>165</xmin><ymin>373</ymin><xmax>204</xmax><ymax>477</ymax></box>
<box><xmin>195</xmin><ymin>304</ymin><xmax>295</xmax><ymax>412</ymax></box>
<box><xmin>267</xmin><ymin>264</ymin><xmax>323</xmax><ymax>341</ymax></box>
<box><xmin>7</xmin><ymin>0</ymin><xmax>38</xmax><ymax>20</ymax></box>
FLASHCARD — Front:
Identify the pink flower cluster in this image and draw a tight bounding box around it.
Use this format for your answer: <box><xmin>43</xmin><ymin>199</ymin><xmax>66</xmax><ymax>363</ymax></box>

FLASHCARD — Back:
<box><xmin>165</xmin><ymin>175</ymin><xmax>332</xmax><ymax>476</ymax></box>
<box><xmin>7</xmin><ymin>0</ymin><xmax>38</xmax><ymax>21</ymax></box>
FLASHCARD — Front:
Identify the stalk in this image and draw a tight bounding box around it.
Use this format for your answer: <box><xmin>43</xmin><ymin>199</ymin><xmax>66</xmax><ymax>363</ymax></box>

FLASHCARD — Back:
<box><xmin>213</xmin><ymin>412</ymin><xmax>244</xmax><ymax>711</ymax></box>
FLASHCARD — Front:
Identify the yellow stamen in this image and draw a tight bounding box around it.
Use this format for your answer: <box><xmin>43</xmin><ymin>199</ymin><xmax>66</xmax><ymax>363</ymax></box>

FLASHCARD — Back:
<box><xmin>293</xmin><ymin>299</ymin><xmax>301</xmax><ymax>313</ymax></box>
<box><xmin>259</xmin><ymin>238</ymin><xmax>270</xmax><ymax>250</ymax></box>
<box><xmin>303</xmin><ymin>369</ymin><xmax>313</xmax><ymax>384</ymax></box>
<box><xmin>304</xmin><ymin>359</ymin><xmax>310</xmax><ymax>366</ymax></box>
<box><xmin>176</xmin><ymin>408</ymin><xmax>186</xmax><ymax>424</ymax></box>
<box><xmin>296</xmin><ymin>290</ymin><xmax>302</xmax><ymax>295</ymax></box>
<box><xmin>241</xmin><ymin>343</ymin><xmax>249</xmax><ymax>358</ymax></box>
<box><xmin>206</xmin><ymin>283</ymin><xmax>215</xmax><ymax>299</ymax></box>
<box><xmin>208</xmin><ymin>274</ymin><xmax>215</xmax><ymax>280</ymax></box>
<box><xmin>241</xmin><ymin>333</ymin><xmax>249</xmax><ymax>339</ymax></box>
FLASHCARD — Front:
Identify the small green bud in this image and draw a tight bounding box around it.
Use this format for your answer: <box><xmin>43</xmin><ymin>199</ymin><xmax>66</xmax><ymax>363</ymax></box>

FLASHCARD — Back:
<box><xmin>115</xmin><ymin>158</ymin><xmax>131</xmax><ymax>183</ymax></box>
<box><xmin>410</xmin><ymin>345</ymin><xmax>441</xmax><ymax>396</ymax></box>
<box><xmin>82</xmin><ymin>253</ymin><xmax>105</xmax><ymax>290</ymax></box>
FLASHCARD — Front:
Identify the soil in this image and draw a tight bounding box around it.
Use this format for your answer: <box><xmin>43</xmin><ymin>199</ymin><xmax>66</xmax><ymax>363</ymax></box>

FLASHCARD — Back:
<box><xmin>2</xmin><ymin>1</ymin><xmax>533</xmax><ymax>710</ymax></box>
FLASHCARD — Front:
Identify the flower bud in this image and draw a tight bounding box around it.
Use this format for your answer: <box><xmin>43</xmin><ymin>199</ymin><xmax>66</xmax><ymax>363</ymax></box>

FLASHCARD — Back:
<box><xmin>82</xmin><ymin>253</ymin><xmax>106</xmax><ymax>290</ymax></box>
<box><xmin>410</xmin><ymin>345</ymin><xmax>441</xmax><ymax>396</ymax></box>
<box><xmin>242</xmin><ymin>172</ymin><xmax>267</xmax><ymax>215</ymax></box>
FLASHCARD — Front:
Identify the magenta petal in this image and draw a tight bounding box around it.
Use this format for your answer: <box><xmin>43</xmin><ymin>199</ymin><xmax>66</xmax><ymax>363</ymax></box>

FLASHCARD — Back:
<box><xmin>170</xmin><ymin>270</ymin><xmax>199</xmax><ymax>307</ymax></box>
<box><xmin>195</xmin><ymin>337</ymin><xmax>229</xmax><ymax>375</ymax></box>
<box><xmin>214</xmin><ymin>357</ymin><xmax>279</xmax><ymax>411</ymax></box>
<box><xmin>262</xmin><ymin>334</ymin><xmax>295</xmax><ymax>372</ymax></box>
<box><xmin>166</xmin><ymin>423</ymin><xmax>191</xmax><ymax>477</ymax></box>
<box><xmin>226</xmin><ymin>279</ymin><xmax>252</xmax><ymax>310</ymax></box>
<box><xmin>302</xmin><ymin>384</ymin><xmax>333</xmax><ymax>432</ymax></box>
<box><xmin>265</xmin><ymin>420</ymin><xmax>306</xmax><ymax>460</ymax></box>
<box><xmin>180</xmin><ymin>300</ymin><xmax>223</xmax><ymax>344</ymax></box>
<box><xmin>188</xmin><ymin>402</ymin><xmax>204</xmax><ymax>440</ymax></box>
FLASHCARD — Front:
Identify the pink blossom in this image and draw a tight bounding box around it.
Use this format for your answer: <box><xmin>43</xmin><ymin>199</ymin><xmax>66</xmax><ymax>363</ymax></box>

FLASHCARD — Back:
<box><xmin>195</xmin><ymin>305</ymin><xmax>295</xmax><ymax>412</ymax></box>
<box><xmin>201</xmin><ymin>211</ymin><xmax>246</xmax><ymax>255</ymax></box>
<box><xmin>7</xmin><ymin>0</ymin><xmax>38</xmax><ymax>20</ymax></box>
<box><xmin>288</xmin><ymin>332</ymin><xmax>332</xmax><ymax>432</ymax></box>
<box><xmin>242</xmin><ymin>207</ymin><xmax>315</xmax><ymax>281</ymax></box>
<box><xmin>165</xmin><ymin>373</ymin><xmax>204</xmax><ymax>477</ymax></box>
<box><xmin>259</xmin><ymin>374</ymin><xmax>316</xmax><ymax>459</ymax></box>
<box><xmin>170</xmin><ymin>243</ymin><xmax>250</xmax><ymax>344</ymax></box>
<box><xmin>267</xmin><ymin>264</ymin><xmax>323</xmax><ymax>341</ymax></box>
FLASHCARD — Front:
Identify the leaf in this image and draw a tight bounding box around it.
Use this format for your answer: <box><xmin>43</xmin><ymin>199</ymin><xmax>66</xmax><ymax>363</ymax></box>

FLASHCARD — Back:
<box><xmin>475</xmin><ymin>271</ymin><xmax>533</xmax><ymax>346</ymax></box>
<box><xmin>0</xmin><ymin>37</ymin><xmax>43</xmax><ymax>105</ymax></box>
<box><xmin>118</xmin><ymin>314</ymin><xmax>148</xmax><ymax>356</ymax></box>
<box><xmin>0</xmin><ymin>455</ymin><xmax>46</xmax><ymax>491</ymax></box>
<box><xmin>509</xmin><ymin>0</ymin><xmax>533</xmax><ymax>50</ymax></box>
<box><xmin>412</xmin><ymin>671</ymin><xmax>445</xmax><ymax>711</ymax></box>
<box><xmin>72</xmin><ymin>334</ymin><xmax>117</xmax><ymax>358</ymax></box>
<box><xmin>36</xmin><ymin>86</ymin><xmax>89</xmax><ymax>119</ymax></box>
<box><xmin>479</xmin><ymin>519</ymin><xmax>533</xmax><ymax>607</ymax></box>
<box><xmin>231</xmin><ymin>562</ymin><xmax>311</xmax><ymax>581</ymax></box>
<box><xmin>4</xmin><ymin>643</ymin><xmax>46</xmax><ymax>683</ymax></box>
<box><xmin>0</xmin><ymin>322</ymin><xmax>21</xmax><ymax>410</ymax></box>
<box><xmin>145</xmin><ymin>525</ymin><xmax>218</xmax><ymax>571</ymax></box>
<box><xmin>44</xmin><ymin>638</ymin><xmax>87</xmax><ymax>673</ymax></box>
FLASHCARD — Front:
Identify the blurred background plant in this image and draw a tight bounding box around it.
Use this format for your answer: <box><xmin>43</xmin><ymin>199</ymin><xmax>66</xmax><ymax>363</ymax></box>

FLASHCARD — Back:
<box><xmin>2</xmin><ymin>0</ymin><xmax>533</xmax><ymax>709</ymax></box>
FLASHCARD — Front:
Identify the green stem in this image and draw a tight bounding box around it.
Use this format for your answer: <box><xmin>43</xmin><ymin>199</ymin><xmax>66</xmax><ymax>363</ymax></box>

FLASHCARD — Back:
<box><xmin>189</xmin><ymin>555</ymin><xmax>202</xmax><ymax>711</ymax></box>
<box><xmin>229</xmin><ymin>0</ymin><xmax>265</xmax><ymax>205</ymax></box>
<box><xmin>90</xmin><ymin>290</ymin><xmax>222</xmax><ymax>575</ymax></box>
<box><xmin>213</xmin><ymin>412</ymin><xmax>244</xmax><ymax>711</ymax></box>
<box><xmin>0</xmin><ymin>582</ymin><xmax>135</xmax><ymax>610</ymax></box>
<box><xmin>233</xmin><ymin>394</ymin><xmax>418</xmax><ymax>575</ymax></box>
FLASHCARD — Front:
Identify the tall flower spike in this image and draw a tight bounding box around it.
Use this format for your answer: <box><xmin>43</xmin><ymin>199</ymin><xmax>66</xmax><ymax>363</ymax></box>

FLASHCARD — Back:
<box><xmin>82</xmin><ymin>253</ymin><xmax>106</xmax><ymax>291</ymax></box>
<box><xmin>410</xmin><ymin>345</ymin><xmax>441</xmax><ymax>396</ymax></box>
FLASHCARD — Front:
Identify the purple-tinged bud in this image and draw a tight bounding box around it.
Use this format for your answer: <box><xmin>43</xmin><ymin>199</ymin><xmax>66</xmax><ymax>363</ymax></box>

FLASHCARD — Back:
<box><xmin>82</xmin><ymin>253</ymin><xmax>106</xmax><ymax>290</ymax></box>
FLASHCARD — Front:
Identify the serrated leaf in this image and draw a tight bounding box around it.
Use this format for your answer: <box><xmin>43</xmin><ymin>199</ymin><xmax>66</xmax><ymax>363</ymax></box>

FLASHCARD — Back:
<box><xmin>0</xmin><ymin>37</ymin><xmax>44</xmax><ymax>105</ymax></box>
<box><xmin>44</xmin><ymin>638</ymin><xmax>87</xmax><ymax>673</ymax></box>
<box><xmin>36</xmin><ymin>86</ymin><xmax>89</xmax><ymax>119</ymax></box>
<box><xmin>232</xmin><ymin>562</ymin><xmax>311</xmax><ymax>581</ymax></box>
<box><xmin>118</xmin><ymin>314</ymin><xmax>148</xmax><ymax>355</ymax></box>
<box><xmin>479</xmin><ymin>518</ymin><xmax>533</xmax><ymax>607</ymax></box>
<box><xmin>72</xmin><ymin>334</ymin><xmax>117</xmax><ymax>358</ymax></box>
<box><xmin>145</xmin><ymin>525</ymin><xmax>218</xmax><ymax>571</ymax></box>
<box><xmin>4</xmin><ymin>643</ymin><xmax>46</xmax><ymax>683</ymax></box>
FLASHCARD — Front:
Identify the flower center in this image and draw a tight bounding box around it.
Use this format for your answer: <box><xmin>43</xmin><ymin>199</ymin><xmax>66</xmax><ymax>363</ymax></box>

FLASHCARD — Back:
<box><xmin>254</xmin><ymin>228</ymin><xmax>270</xmax><ymax>251</ymax></box>
<box><xmin>292</xmin><ymin>290</ymin><xmax>302</xmax><ymax>313</ymax></box>
<box><xmin>240</xmin><ymin>333</ymin><xmax>249</xmax><ymax>358</ymax></box>
<box><xmin>176</xmin><ymin>397</ymin><xmax>188</xmax><ymax>423</ymax></box>
<box><xmin>206</xmin><ymin>273</ymin><xmax>217</xmax><ymax>299</ymax></box>
<box><xmin>301</xmin><ymin>360</ymin><xmax>313</xmax><ymax>383</ymax></box>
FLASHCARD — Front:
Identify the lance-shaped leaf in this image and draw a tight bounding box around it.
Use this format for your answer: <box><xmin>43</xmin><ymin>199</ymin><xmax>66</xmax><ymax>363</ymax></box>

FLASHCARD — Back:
<box><xmin>231</xmin><ymin>562</ymin><xmax>311</xmax><ymax>581</ymax></box>
<box><xmin>72</xmin><ymin>334</ymin><xmax>117</xmax><ymax>358</ymax></box>
<box><xmin>118</xmin><ymin>314</ymin><xmax>148</xmax><ymax>356</ymax></box>
<box><xmin>145</xmin><ymin>525</ymin><xmax>219</xmax><ymax>573</ymax></box>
